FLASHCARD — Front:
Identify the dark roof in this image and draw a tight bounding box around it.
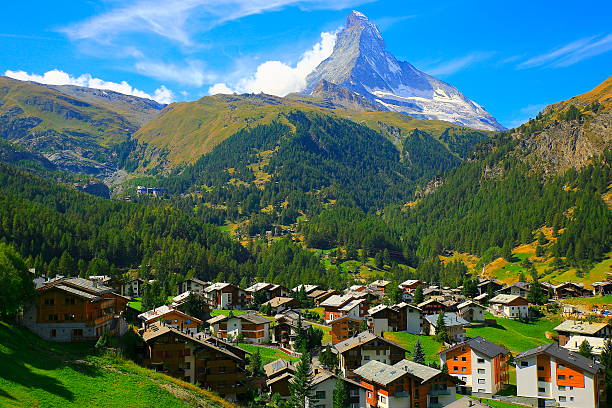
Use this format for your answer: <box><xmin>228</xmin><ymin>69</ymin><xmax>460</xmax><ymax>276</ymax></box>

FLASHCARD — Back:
<box><xmin>52</xmin><ymin>284</ymin><xmax>101</xmax><ymax>301</ymax></box>
<box><xmin>515</xmin><ymin>343</ymin><xmax>604</xmax><ymax>375</ymax></box>
<box><xmin>334</xmin><ymin>331</ymin><xmax>408</xmax><ymax>354</ymax></box>
<box><xmin>424</xmin><ymin>313</ymin><xmax>469</xmax><ymax>328</ymax></box>
<box><xmin>49</xmin><ymin>277</ymin><xmax>113</xmax><ymax>295</ymax></box>
<box><xmin>441</xmin><ymin>337</ymin><xmax>510</xmax><ymax>359</ymax></box>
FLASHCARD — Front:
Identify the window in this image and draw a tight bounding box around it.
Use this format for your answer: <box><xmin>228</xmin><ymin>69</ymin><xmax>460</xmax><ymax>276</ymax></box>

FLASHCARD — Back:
<box><xmin>478</xmin><ymin>379</ymin><xmax>485</xmax><ymax>384</ymax></box>
<box><xmin>569</xmin><ymin>375</ymin><xmax>573</xmax><ymax>380</ymax></box>
<box><xmin>559</xmin><ymin>396</ymin><xmax>566</xmax><ymax>402</ymax></box>
<box><xmin>453</xmin><ymin>356</ymin><xmax>458</xmax><ymax>361</ymax></box>
<box><xmin>367</xmin><ymin>392</ymin><xmax>372</xmax><ymax>398</ymax></box>
<box><xmin>521</xmin><ymin>361</ymin><xmax>528</xmax><ymax>367</ymax></box>
<box><xmin>570</xmin><ymin>397</ymin><xmax>574</xmax><ymax>401</ymax></box>
<box><xmin>538</xmin><ymin>366</ymin><xmax>544</xmax><ymax>371</ymax></box>
<box><xmin>477</xmin><ymin>358</ymin><xmax>485</xmax><ymax>364</ymax></box>
<box><xmin>558</xmin><ymin>386</ymin><xmax>566</xmax><ymax>391</ymax></box>
<box><xmin>477</xmin><ymin>389</ymin><xmax>485</xmax><ymax>393</ymax></box>
<box><xmin>461</xmin><ymin>367</ymin><xmax>466</xmax><ymax>372</ymax></box>
<box><xmin>72</xmin><ymin>329</ymin><xmax>83</xmax><ymax>337</ymax></box>
<box><xmin>64</xmin><ymin>313</ymin><xmax>75</xmax><ymax>321</ymax></box>
<box><xmin>538</xmin><ymin>377</ymin><xmax>545</xmax><ymax>382</ymax></box>
<box><xmin>461</xmin><ymin>357</ymin><xmax>467</xmax><ymax>361</ymax></box>
<box><xmin>363</xmin><ymin>356</ymin><xmax>370</xmax><ymax>361</ymax></box>
<box><xmin>454</xmin><ymin>367</ymin><xmax>459</xmax><ymax>371</ymax></box>
<box><xmin>558</xmin><ymin>375</ymin><xmax>566</xmax><ymax>380</ymax></box>
<box><xmin>429</xmin><ymin>397</ymin><xmax>438</xmax><ymax>403</ymax></box>
<box><xmin>65</xmin><ymin>297</ymin><xmax>75</xmax><ymax>305</ymax></box>
<box><xmin>315</xmin><ymin>391</ymin><xmax>325</xmax><ymax>399</ymax></box>
<box><xmin>44</xmin><ymin>298</ymin><xmax>54</xmax><ymax>305</ymax></box>
<box><xmin>478</xmin><ymin>369</ymin><xmax>485</xmax><ymax>374</ymax></box>
<box><xmin>378</xmin><ymin>395</ymin><xmax>385</xmax><ymax>403</ymax></box>
<box><xmin>50</xmin><ymin>329</ymin><xmax>57</xmax><ymax>337</ymax></box>
<box><xmin>558</xmin><ymin>364</ymin><xmax>565</xmax><ymax>369</ymax></box>
<box><xmin>48</xmin><ymin>314</ymin><xmax>58</xmax><ymax>321</ymax></box>
<box><xmin>538</xmin><ymin>387</ymin><xmax>545</xmax><ymax>393</ymax></box>
<box><xmin>350</xmin><ymin>389</ymin><xmax>359</xmax><ymax>397</ymax></box>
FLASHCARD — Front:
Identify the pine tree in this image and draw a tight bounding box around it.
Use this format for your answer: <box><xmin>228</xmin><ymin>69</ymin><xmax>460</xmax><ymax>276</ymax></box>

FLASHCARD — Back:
<box><xmin>332</xmin><ymin>378</ymin><xmax>349</xmax><ymax>408</ymax></box>
<box><xmin>319</xmin><ymin>344</ymin><xmax>337</xmax><ymax>370</ymax></box>
<box><xmin>600</xmin><ymin>338</ymin><xmax>612</xmax><ymax>397</ymax></box>
<box><xmin>413</xmin><ymin>285</ymin><xmax>424</xmax><ymax>305</ymax></box>
<box><xmin>578</xmin><ymin>339</ymin><xmax>593</xmax><ymax>359</ymax></box>
<box><xmin>288</xmin><ymin>351</ymin><xmax>312</xmax><ymax>408</ymax></box>
<box><xmin>527</xmin><ymin>269</ymin><xmax>547</xmax><ymax>305</ymax></box>
<box><xmin>435</xmin><ymin>312</ymin><xmax>449</xmax><ymax>343</ymax></box>
<box><xmin>413</xmin><ymin>339</ymin><xmax>425</xmax><ymax>364</ymax></box>
<box><xmin>248</xmin><ymin>348</ymin><xmax>264</xmax><ymax>377</ymax></box>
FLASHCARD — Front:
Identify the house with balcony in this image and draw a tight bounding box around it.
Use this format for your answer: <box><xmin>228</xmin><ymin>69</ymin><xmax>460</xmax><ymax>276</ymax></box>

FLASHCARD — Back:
<box><xmin>515</xmin><ymin>343</ymin><xmax>606</xmax><ymax>408</ymax></box>
<box><xmin>439</xmin><ymin>336</ymin><xmax>511</xmax><ymax>395</ymax></box>
<box><xmin>330</xmin><ymin>315</ymin><xmax>362</xmax><ymax>345</ymax></box>
<box><xmin>203</xmin><ymin>282</ymin><xmax>246</xmax><ymax>309</ymax></box>
<box><xmin>321</xmin><ymin>294</ymin><xmax>367</xmax><ymax>322</ymax></box>
<box><xmin>176</xmin><ymin>278</ymin><xmax>211</xmax><ymax>295</ymax></box>
<box><xmin>142</xmin><ymin>322</ymin><xmax>248</xmax><ymax>401</ymax></box>
<box><xmin>23</xmin><ymin>277</ymin><xmax>128</xmax><ymax>342</ymax></box>
<box><xmin>138</xmin><ymin>305</ymin><xmax>203</xmax><ymax>335</ymax></box>
<box><xmin>554</xmin><ymin>320</ymin><xmax>612</xmax><ymax>346</ymax></box>
<box><xmin>367</xmin><ymin>302</ymin><xmax>423</xmax><ymax>336</ymax></box>
<box><xmin>273</xmin><ymin>310</ymin><xmax>310</xmax><ymax>350</ymax></box>
<box><xmin>418</xmin><ymin>299</ymin><xmax>446</xmax><ymax>316</ymax></box>
<box><xmin>121</xmin><ymin>278</ymin><xmax>145</xmax><ymax>298</ymax></box>
<box><xmin>334</xmin><ymin>331</ymin><xmax>408</xmax><ymax>378</ymax></box>
<box><xmin>262</xmin><ymin>296</ymin><xmax>297</xmax><ymax>314</ymax></box>
<box><xmin>207</xmin><ymin>312</ymin><xmax>270</xmax><ymax>343</ymax></box>
<box><xmin>309</xmin><ymin>367</ymin><xmax>366</xmax><ymax>408</ymax></box>
<box><xmin>456</xmin><ymin>301</ymin><xmax>486</xmax><ymax>323</ymax></box>
<box><xmin>488</xmin><ymin>294</ymin><xmax>529</xmax><ymax>319</ymax></box>
<box><xmin>354</xmin><ymin>359</ymin><xmax>461</xmax><ymax>408</ymax></box>
<box><xmin>245</xmin><ymin>282</ymin><xmax>290</xmax><ymax>304</ymax></box>
<box><xmin>423</xmin><ymin>313</ymin><xmax>469</xmax><ymax>343</ymax></box>
<box><xmin>264</xmin><ymin>359</ymin><xmax>295</xmax><ymax>398</ymax></box>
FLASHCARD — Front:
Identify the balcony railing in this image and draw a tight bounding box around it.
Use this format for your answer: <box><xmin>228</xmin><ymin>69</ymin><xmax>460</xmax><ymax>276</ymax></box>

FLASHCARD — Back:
<box><xmin>430</xmin><ymin>389</ymin><xmax>451</xmax><ymax>396</ymax></box>
<box><xmin>394</xmin><ymin>391</ymin><xmax>410</xmax><ymax>398</ymax></box>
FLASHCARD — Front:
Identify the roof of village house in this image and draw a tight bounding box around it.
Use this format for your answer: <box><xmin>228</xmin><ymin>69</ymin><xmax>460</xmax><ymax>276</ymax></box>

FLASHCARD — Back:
<box><xmin>353</xmin><ymin>360</ymin><xmax>409</xmax><ymax>385</ymax></box>
<box><xmin>245</xmin><ymin>282</ymin><xmax>272</xmax><ymax>292</ymax></box>
<box><xmin>515</xmin><ymin>343</ymin><xmax>604</xmax><ymax>375</ymax></box>
<box><xmin>553</xmin><ymin>281</ymin><xmax>585</xmax><ymax>289</ymax></box>
<box><xmin>441</xmin><ymin>337</ymin><xmax>510</xmax><ymax>359</ymax></box>
<box><xmin>171</xmin><ymin>291</ymin><xmax>198</xmax><ymax>305</ymax></box>
<box><xmin>456</xmin><ymin>300</ymin><xmax>486</xmax><ymax>310</ymax></box>
<box><xmin>393</xmin><ymin>359</ymin><xmax>444</xmax><ymax>383</ymax></box>
<box><xmin>399</xmin><ymin>279</ymin><xmax>423</xmax><ymax>287</ymax></box>
<box><xmin>138</xmin><ymin>305</ymin><xmax>203</xmax><ymax>324</ymax></box>
<box><xmin>334</xmin><ymin>331</ymin><xmax>406</xmax><ymax>354</ymax></box>
<box><xmin>329</xmin><ymin>315</ymin><xmax>362</xmax><ymax>324</ymax></box>
<box><xmin>553</xmin><ymin>320</ymin><xmax>610</xmax><ymax>335</ymax></box>
<box><xmin>563</xmin><ymin>336</ymin><xmax>607</xmax><ymax>355</ymax></box>
<box><xmin>310</xmin><ymin>369</ymin><xmax>336</xmax><ymax>386</ymax></box>
<box><xmin>370</xmin><ymin>280</ymin><xmax>391</xmax><ymax>287</ymax></box>
<box><xmin>349</xmin><ymin>284</ymin><xmax>366</xmax><ymax>291</ymax></box>
<box><xmin>51</xmin><ymin>284</ymin><xmax>102</xmax><ymax>301</ymax></box>
<box><xmin>182</xmin><ymin>277</ymin><xmax>209</xmax><ymax>286</ymax></box>
<box><xmin>592</xmin><ymin>281</ymin><xmax>612</xmax><ymax>287</ymax></box>
<box><xmin>264</xmin><ymin>358</ymin><xmax>294</xmax><ymax>377</ymax></box>
<box><xmin>424</xmin><ymin>312</ymin><xmax>469</xmax><ymax>328</ymax></box>
<box><xmin>473</xmin><ymin>293</ymin><xmax>488</xmax><ymax>301</ymax></box>
<box><xmin>142</xmin><ymin>323</ymin><xmax>245</xmax><ymax>361</ymax></box>
<box><xmin>204</xmin><ymin>282</ymin><xmax>232</xmax><ymax>292</ymax></box>
<box><xmin>49</xmin><ymin>277</ymin><xmax>113</xmax><ymax>295</ymax></box>
<box><xmin>292</xmin><ymin>284</ymin><xmax>320</xmax><ymax>293</ymax></box>
<box><xmin>445</xmin><ymin>397</ymin><xmax>491</xmax><ymax>408</ymax></box>
<box><xmin>488</xmin><ymin>294</ymin><xmax>527</xmax><ymax>305</ymax></box>
<box><xmin>320</xmin><ymin>294</ymin><xmax>354</xmax><ymax>308</ymax></box>
<box><xmin>339</xmin><ymin>299</ymin><xmax>365</xmax><ymax>312</ymax></box>
<box><xmin>266</xmin><ymin>371</ymin><xmax>293</xmax><ymax>386</ymax></box>
<box><xmin>391</xmin><ymin>302</ymin><xmax>421</xmax><ymax>311</ymax></box>
<box><xmin>263</xmin><ymin>296</ymin><xmax>295</xmax><ymax>308</ymax></box>
<box><xmin>367</xmin><ymin>304</ymin><xmax>388</xmax><ymax>316</ymax></box>
<box><xmin>207</xmin><ymin>312</ymin><xmax>270</xmax><ymax>325</ymax></box>
<box><xmin>307</xmin><ymin>289</ymin><xmax>327</xmax><ymax>298</ymax></box>
<box><xmin>418</xmin><ymin>299</ymin><xmax>444</xmax><ymax>308</ymax></box>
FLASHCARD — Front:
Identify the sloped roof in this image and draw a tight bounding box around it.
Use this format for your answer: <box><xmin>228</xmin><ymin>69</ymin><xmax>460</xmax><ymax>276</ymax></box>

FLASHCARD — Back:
<box><xmin>245</xmin><ymin>282</ymin><xmax>272</xmax><ymax>292</ymax></box>
<box><xmin>339</xmin><ymin>299</ymin><xmax>365</xmax><ymax>312</ymax></box>
<box><xmin>52</xmin><ymin>284</ymin><xmax>101</xmax><ymax>301</ymax></box>
<box><xmin>204</xmin><ymin>282</ymin><xmax>232</xmax><ymax>292</ymax></box>
<box><xmin>320</xmin><ymin>294</ymin><xmax>354</xmax><ymax>307</ymax></box>
<box><xmin>207</xmin><ymin>312</ymin><xmax>270</xmax><ymax>325</ymax></box>
<box><xmin>263</xmin><ymin>297</ymin><xmax>295</xmax><ymax>308</ymax></box>
<box><xmin>554</xmin><ymin>320</ymin><xmax>609</xmax><ymax>335</ymax></box>
<box><xmin>353</xmin><ymin>360</ymin><xmax>408</xmax><ymax>386</ymax></box>
<box><xmin>488</xmin><ymin>294</ymin><xmax>527</xmax><ymax>305</ymax></box>
<box><xmin>334</xmin><ymin>331</ymin><xmax>407</xmax><ymax>354</ymax></box>
<box><xmin>424</xmin><ymin>313</ymin><xmax>469</xmax><ymax>328</ymax></box>
<box><xmin>393</xmin><ymin>360</ymin><xmax>441</xmax><ymax>383</ymax></box>
<box><xmin>441</xmin><ymin>337</ymin><xmax>510</xmax><ymax>359</ymax></box>
<box><xmin>515</xmin><ymin>343</ymin><xmax>604</xmax><ymax>375</ymax></box>
<box><xmin>456</xmin><ymin>300</ymin><xmax>485</xmax><ymax>310</ymax></box>
<box><xmin>563</xmin><ymin>336</ymin><xmax>607</xmax><ymax>355</ymax></box>
<box><xmin>264</xmin><ymin>358</ymin><xmax>294</xmax><ymax>377</ymax></box>
<box><xmin>139</xmin><ymin>305</ymin><xmax>202</xmax><ymax>324</ymax></box>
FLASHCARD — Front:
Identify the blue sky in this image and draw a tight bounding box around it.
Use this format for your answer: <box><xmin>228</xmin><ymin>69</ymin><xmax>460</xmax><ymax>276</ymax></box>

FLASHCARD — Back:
<box><xmin>1</xmin><ymin>0</ymin><xmax>610</xmax><ymax>127</ymax></box>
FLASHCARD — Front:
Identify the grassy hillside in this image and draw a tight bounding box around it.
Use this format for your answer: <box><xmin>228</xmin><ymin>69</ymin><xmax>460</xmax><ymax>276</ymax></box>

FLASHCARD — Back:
<box><xmin>135</xmin><ymin>93</ymin><xmax>490</xmax><ymax>168</ymax></box>
<box><xmin>0</xmin><ymin>322</ymin><xmax>236</xmax><ymax>408</ymax></box>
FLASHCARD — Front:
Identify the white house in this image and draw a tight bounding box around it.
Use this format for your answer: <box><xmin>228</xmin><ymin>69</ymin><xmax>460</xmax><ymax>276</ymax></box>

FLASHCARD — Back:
<box><xmin>456</xmin><ymin>300</ymin><xmax>486</xmax><ymax>322</ymax></box>
<box><xmin>488</xmin><ymin>294</ymin><xmax>529</xmax><ymax>319</ymax></box>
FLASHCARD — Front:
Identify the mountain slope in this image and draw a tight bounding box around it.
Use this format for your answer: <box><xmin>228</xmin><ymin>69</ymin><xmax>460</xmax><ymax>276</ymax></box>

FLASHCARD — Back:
<box><xmin>135</xmin><ymin>92</ymin><xmax>490</xmax><ymax>168</ymax></box>
<box><xmin>304</xmin><ymin>11</ymin><xmax>504</xmax><ymax>131</ymax></box>
<box><xmin>47</xmin><ymin>83</ymin><xmax>165</xmax><ymax>126</ymax></box>
<box><xmin>0</xmin><ymin>76</ymin><xmax>139</xmax><ymax>176</ymax></box>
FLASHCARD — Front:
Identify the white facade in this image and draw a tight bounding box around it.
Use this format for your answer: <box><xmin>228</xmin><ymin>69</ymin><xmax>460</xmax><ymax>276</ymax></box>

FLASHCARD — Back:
<box><xmin>406</xmin><ymin>307</ymin><xmax>422</xmax><ymax>334</ymax></box>
<box><xmin>441</xmin><ymin>349</ymin><xmax>500</xmax><ymax>394</ymax></box>
<box><xmin>309</xmin><ymin>377</ymin><xmax>336</xmax><ymax>408</ymax></box>
<box><xmin>516</xmin><ymin>355</ymin><xmax>600</xmax><ymax>408</ymax></box>
<box><xmin>490</xmin><ymin>303</ymin><xmax>528</xmax><ymax>319</ymax></box>
<box><xmin>211</xmin><ymin>316</ymin><xmax>270</xmax><ymax>344</ymax></box>
<box><xmin>121</xmin><ymin>279</ymin><xmax>143</xmax><ymax>297</ymax></box>
<box><xmin>371</xmin><ymin>317</ymin><xmax>389</xmax><ymax>336</ymax></box>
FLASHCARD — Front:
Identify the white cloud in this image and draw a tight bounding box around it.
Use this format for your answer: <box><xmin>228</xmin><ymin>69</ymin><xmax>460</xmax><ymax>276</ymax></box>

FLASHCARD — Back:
<box><xmin>518</xmin><ymin>33</ymin><xmax>612</xmax><ymax>69</ymax></box>
<box><xmin>208</xmin><ymin>83</ymin><xmax>236</xmax><ymax>95</ymax></box>
<box><xmin>4</xmin><ymin>69</ymin><xmax>174</xmax><ymax>104</ymax></box>
<box><xmin>62</xmin><ymin>0</ymin><xmax>371</xmax><ymax>46</ymax></box>
<box><xmin>425</xmin><ymin>52</ymin><xmax>493</xmax><ymax>76</ymax></box>
<box><xmin>211</xmin><ymin>30</ymin><xmax>337</xmax><ymax>96</ymax></box>
<box><xmin>134</xmin><ymin>60</ymin><xmax>210</xmax><ymax>86</ymax></box>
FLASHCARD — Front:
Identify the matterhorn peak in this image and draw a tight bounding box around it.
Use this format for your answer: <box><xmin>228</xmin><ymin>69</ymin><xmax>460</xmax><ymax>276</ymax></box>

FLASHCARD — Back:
<box><xmin>304</xmin><ymin>11</ymin><xmax>504</xmax><ymax>131</ymax></box>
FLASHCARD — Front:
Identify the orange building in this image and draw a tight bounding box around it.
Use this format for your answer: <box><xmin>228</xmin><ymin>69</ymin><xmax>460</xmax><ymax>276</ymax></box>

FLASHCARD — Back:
<box><xmin>24</xmin><ymin>277</ymin><xmax>129</xmax><ymax>342</ymax></box>
<box><xmin>138</xmin><ymin>305</ymin><xmax>203</xmax><ymax>334</ymax></box>
<box><xmin>439</xmin><ymin>336</ymin><xmax>510</xmax><ymax>395</ymax></box>
<box><xmin>330</xmin><ymin>315</ymin><xmax>362</xmax><ymax>344</ymax></box>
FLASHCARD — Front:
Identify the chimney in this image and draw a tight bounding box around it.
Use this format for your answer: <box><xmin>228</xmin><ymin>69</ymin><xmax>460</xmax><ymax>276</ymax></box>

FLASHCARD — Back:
<box><xmin>468</xmin><ymin>399</ymin><xmax>474</xmax><ymax>407</ymax></box>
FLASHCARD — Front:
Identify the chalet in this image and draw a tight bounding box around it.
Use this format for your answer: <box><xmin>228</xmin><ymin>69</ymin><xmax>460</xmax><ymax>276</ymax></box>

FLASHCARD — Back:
<box><xmin>321</xmin><ymin>295</ymin><xmax>366</xmax><ymax>322</ymax></box>
<box><xmin>349</xmin><ymin>284</ymin><xmax>367</xmax><ymax>292</ymax></box>
<box><xmin>515</xmin><ymin>343</ymin><xmax>606</xmax><ymax>408</ymax></box>
<box><xmin>330</xmin><ymin>315</ymin><xmax>362</xmax><ymax>345</ymax></box>
<box><xmin>309</xmin><ymin>368</ymin><xmax>366</xmax><ymax>408</ymax></box>
<box><xmin>488</xmin><ymin>294</ymin><xmax>529</xmax><ymax>319</ymax></box>
<box><xmin>369</xmin><ymin>280</ymin><xmax>391</xmax><ymax>293</ymax></box>
<box><xmin>244</xmin><ymin>282</ymin><xmax>290</xmax><ymax>303</ymax></box>
<box><xmin>203</xmin><ymin>282</ymin><xmax>246</xmax><ymax>309</ymax></box>
<box><xmin>592</xmin><ymin>281</ymin><xmax>612</xmax><ymax>296</ymax></box>
<box><xmin>207</xmin><ymin>312</ymin><xmax>270</xmax><ymax>344</ymax></box>
<box><xmin>496</xmin><ymin>281</ymin><xmax>530</xmax><ymax>298</ymax></box>
<box><xmin>121</xmin><ymin>278</ymin><xmax>145</xmax><ymax>297</ymax></box>
<box><xmin>176</xmin><ymin>278</ymin><xmax>210</xmax><ymax>295</ymax></box>
<box><xmin>473</xmin><ymin>293</ymin><xmax>488</xmax><ymax>303</ymax></box>
<box><xmin>439</xmin><ymin>336</ymin><xmax>510</xmax><ymax>395</ymax></box>
<box><xmin>261</xmin><ymin>296</ymin><xmax>297</xmax><ymax>314</ymax></box>
<box><xmin>456</xmin><ymin>300</ymin><xmax>486</xmax><ymax>323</ymax></box>
<box><xmin>399</xmin><ymin>279</ymin><xmax>426</xmax><ymax>291</ymax></box>
<box><xmin>418</xmin><ymin>299</ymin><xmax>446</xmax><ymax>315</ymax></box>
<box><xmin>550</xmin><ymin>282</ymin><xmax>593</xmax><ymax>299</ymax></box>
<box><xmin>367</xmin><ymin>303</ymin><xmax>422</xmax><ymax>336</ymax></box>
<box><xmin>142</xmin><ymin>323</ymin><xmax>248</xmax><ymax>401</ymax></box>
<box><xmin>354</xmin><ymin>359</ymin><xmax>460</xmax><ymax>408</ymax></box>
<box><xmin>264</xmin><ymin>359</ymin><xmax>295</xmax><ymax>398</ymax></box>
<box><xmin>423</xmin><ymin>313</ymin><xmax>469</xmax><ymax>343</ymax></box>
<box><xmin>563</xmin><ymin>335</ymin><xmax>607</xmax><ymax>356</ymax></box>
<box><xmin>138</xmin><ymin>305</ymin><xmax>203</xmax><ymax>335</ymax></box>
<box><xmin>23</xmin><ymin>277</ymin><xmax>128</xmax><ymax>342</ymax></box>
<box><xmin>273</xmin><ymin>310</ymin><xmax>310</xmax><ymax>350</ymax></box>
<box><xmin>554</xmin><ymin>320</ymin><xmax>612</xmax><ymax>346</ymax></box>
<box><xmin>476</xmin><ymin>279</ymin><xmax>504</xmax><ymax>295</ymax></box>
<box><xmin>334</xmin><ymin>331</ymin><xmax>408</xmax><ymax>378</ymax></box>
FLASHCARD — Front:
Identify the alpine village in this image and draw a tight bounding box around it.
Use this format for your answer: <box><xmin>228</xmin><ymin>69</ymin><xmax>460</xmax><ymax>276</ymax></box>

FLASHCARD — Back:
<box><xmin>0</xmin><ymin>5</ymin><xmax>611</xmax><ymax>408</ymax></box>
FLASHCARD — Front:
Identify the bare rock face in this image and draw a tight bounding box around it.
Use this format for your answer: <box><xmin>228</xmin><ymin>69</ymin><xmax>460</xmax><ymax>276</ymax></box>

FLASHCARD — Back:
<box><xmin>305</xmin><ymin>11</ymin><xmax>505</xmax><ymax>131</ymax></box>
